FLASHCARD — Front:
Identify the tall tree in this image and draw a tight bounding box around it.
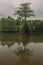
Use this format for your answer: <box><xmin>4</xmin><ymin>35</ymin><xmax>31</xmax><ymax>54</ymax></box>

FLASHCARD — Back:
<box><xmin>15</xmin><ymin>2</ymin><xmax>34</xmax><ymax>21</ymax></box>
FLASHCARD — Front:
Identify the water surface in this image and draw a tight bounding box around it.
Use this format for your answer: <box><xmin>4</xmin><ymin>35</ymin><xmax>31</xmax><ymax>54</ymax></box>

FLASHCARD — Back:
<box><xmin>0</xmin><ymin>33</ymin><xmax>43</xmax><ymax>65</ymax></box>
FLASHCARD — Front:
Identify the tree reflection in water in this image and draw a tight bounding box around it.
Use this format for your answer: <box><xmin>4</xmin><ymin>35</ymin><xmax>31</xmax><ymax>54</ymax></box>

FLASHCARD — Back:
<box><xmin>13</xmin><ymin>35</ymin><xmax>33</xmax><ymax>65</ymax></box>
<box><xmin>0</xmin><ymin>33</ymin><xmax>43</xmax><ymax>65</ymax></box>
<box><xmin>15</xmin><ymin>47</ymin><xmax>33</xmax><ymax>65</ymax></box>
<box><xmin>0</xmin><ymin>33</ymin><xmax>43</xmax><ymax>47</ymax></box>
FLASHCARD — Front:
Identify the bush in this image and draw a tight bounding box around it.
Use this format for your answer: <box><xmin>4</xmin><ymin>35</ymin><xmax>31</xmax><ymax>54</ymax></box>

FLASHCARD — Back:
<box><xmin>22</xmin><ymin>22</ymin><xmax>30</xmax><ymax>33</ymax></box>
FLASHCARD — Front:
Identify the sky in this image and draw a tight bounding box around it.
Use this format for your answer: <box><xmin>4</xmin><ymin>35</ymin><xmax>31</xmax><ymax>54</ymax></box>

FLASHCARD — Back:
<box><xmin>0</xmin><ymin>0</ymin><xmax>43</xmax><ymax>19</ymax></box>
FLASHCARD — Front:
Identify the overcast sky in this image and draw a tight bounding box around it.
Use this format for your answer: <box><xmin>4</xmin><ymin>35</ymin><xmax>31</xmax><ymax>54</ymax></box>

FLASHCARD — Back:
<box><xmin>0</xmin><ymin>0</ymin><xmax>43</xmax><ymax>19</ymax></box>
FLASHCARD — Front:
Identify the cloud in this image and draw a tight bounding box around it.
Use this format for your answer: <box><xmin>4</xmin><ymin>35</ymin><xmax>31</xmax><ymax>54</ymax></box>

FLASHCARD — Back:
<box><xmin>0</xmin><ymin>0</ymin><xmax>43</xmax><ymax>19</ymax></box>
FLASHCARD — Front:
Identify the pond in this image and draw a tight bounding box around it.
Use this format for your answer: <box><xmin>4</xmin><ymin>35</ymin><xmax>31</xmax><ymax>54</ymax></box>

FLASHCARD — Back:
<box><xmin>0</xmin><ymin>33</ymin><xmax>43</xmax><ymax>65</ymax></box>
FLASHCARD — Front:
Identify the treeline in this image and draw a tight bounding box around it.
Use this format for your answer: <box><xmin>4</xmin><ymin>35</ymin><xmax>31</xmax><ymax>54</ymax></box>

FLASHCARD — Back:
<box><xmin>0</xmin><ymin>16</ymin><xmax>43</xmax><ymax>33</ymax></box>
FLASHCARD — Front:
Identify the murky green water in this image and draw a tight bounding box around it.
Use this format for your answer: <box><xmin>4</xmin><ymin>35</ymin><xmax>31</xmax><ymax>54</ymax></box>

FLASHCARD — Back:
<box><xmin>0</xmin><ymin>33</ymin><xmax>43</xmax><ymax>65</ymax></box>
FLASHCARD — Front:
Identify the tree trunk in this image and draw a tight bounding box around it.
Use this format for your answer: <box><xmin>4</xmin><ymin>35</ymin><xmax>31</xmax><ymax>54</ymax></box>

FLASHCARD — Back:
<box><xmin>25</xmin><ymin>12</ymin><xmax>26</xmax><ymax>22</ymax></box>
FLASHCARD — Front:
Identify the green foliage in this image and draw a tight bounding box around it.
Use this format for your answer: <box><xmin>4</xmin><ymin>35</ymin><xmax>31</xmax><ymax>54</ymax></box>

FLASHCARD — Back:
<box><xmin>22</xmin><ymin>22</ymin><xmax>30</xmax><ymax>33</ymax></box>
<box><xmin>0</xmin><ymin>17</ymin><xmax>43</xmax><ymax>33</ymax></box>
<box><xmin>0</xmin><ymin>17</ymin><xmax>16</xmax><ymax>32</ymax></box>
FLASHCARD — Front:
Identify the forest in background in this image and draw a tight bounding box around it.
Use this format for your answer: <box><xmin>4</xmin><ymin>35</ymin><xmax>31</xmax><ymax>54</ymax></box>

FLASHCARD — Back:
<box><xmin>0</xmin><ymin>16</ymin><xmax>43</xmax><ymax>33</ymax></box>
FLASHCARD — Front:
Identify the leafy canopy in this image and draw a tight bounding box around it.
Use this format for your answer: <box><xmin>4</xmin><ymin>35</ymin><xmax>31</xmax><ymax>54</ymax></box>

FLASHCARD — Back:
<box><xmin>15</xmin><ymin>2</ymin><xmax>34</xmax><ymax>21</ymax></box>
